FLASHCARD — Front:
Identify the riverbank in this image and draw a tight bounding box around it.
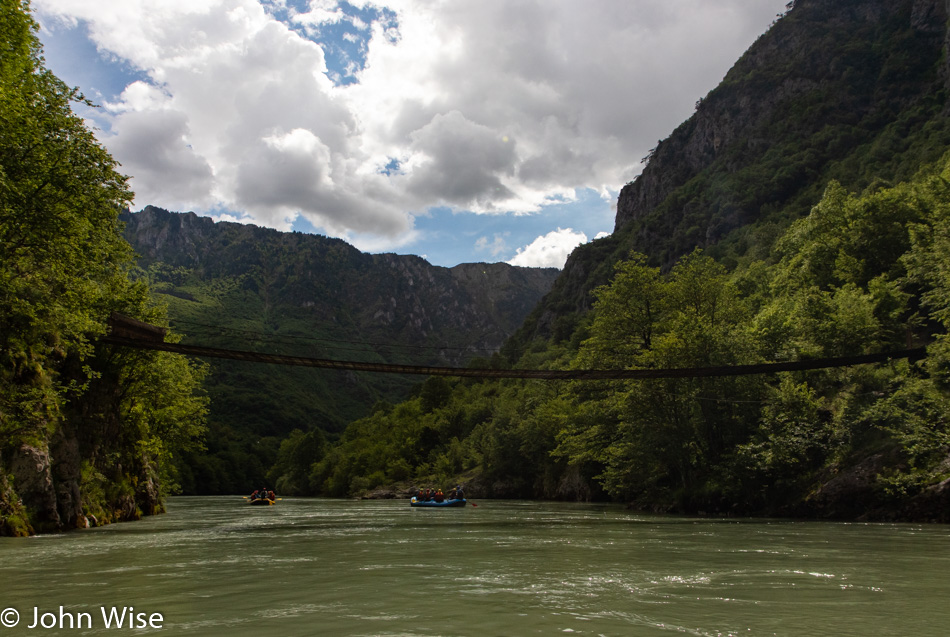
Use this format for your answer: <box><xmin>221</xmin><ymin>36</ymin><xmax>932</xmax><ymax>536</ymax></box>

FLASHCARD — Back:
<box><xmin>356</xmin><ymin>455</ymin><xmax>950</xmax><ymax>525</ymax></box>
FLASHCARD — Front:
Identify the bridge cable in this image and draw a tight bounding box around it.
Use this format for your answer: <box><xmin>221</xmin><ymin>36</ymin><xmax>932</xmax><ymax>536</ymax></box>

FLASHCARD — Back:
<box><xmin>101</xmin><ymin>334</ymin><xmax>926</xmax><ymax>380</ymax></box>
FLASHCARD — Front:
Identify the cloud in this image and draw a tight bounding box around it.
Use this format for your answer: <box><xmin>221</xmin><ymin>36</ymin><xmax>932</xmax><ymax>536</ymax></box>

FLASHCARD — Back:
<box><xmin>209</xmin><ymin>212</ymin><xmax>256</xmax><ymax>225</ymax></box>
<box><xmin>103</xmin><ymin>82</ymin><xmax>215</xmax><ymax>209</ymax></box>
<box><xmin>34</xmin><ymin>0</ymin><xmax>786</xmax><ymax>252</ymax></box>
<box><xmin>404</xmin><ymin>111</ymin><xmax>518</xmax><ymax>210</ymax></box>
<box><xmin>508</xmin><ymin>227</ymin><xmax>588</xmax><ymax>269</ymax></box>
<box><xmin>475</xmin><ymin>232</ymin><xmax>510</xmax><ymax>258</ymax></box>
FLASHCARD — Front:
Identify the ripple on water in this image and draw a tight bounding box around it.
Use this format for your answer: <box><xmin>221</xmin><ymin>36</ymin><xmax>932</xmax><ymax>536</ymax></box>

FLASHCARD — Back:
<box><xmin>3</xmin><ymin>498</ymin><xmax>949</xmax><ymax>636</ymax></box>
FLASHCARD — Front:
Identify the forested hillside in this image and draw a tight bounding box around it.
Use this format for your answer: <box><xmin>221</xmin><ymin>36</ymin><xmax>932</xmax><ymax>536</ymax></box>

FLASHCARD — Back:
<box><xmin>0</xmin><ymin>1</ymin><xmax>206</xmax><ymax>536</ymax></box>
<box><xmin>5</xmin><ymin>0</ymin><xmax>950</xmax><ymax>530</ymax></box>
<box><xmin>121</xmin><ymin>206</ymin><xmax>559</xmax><ymax>494</ymax></box>
<box><xmin>307</xmin><ymin>158</ymin><xmax>950</xmax><ymax>520</ymax></box>
<box><xmin>297</xmin><ymin>0</ymin><xmax>950</xmax><ymax>520</ymax></box>
<box><xmin>512</xmin><ymin>0</ymin><xmax>950</xmax><ymax>347</ymax></box>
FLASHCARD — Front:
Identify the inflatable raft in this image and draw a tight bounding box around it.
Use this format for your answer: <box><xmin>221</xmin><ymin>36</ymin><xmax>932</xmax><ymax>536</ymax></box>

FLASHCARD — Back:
<box><xmin>248</xmin><ymin>498</ymin><xmax>276</xmax><ymax>506</ymax></box>
<box><xmin>410</xmin><ymin>497</ymin><xmax>467</xmax><ymax>508</ymax></box>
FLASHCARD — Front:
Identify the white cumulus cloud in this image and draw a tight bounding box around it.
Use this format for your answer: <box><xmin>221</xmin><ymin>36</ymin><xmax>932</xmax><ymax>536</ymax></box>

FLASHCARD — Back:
<box><xmin>508</xmin><ymin>228</ymin><xmax>588</xmax><ymax>269</ymax></box>
<box><xmin>34</xmin><ymin>0</ymin><xmax>787</xmax><ymax>250</ymax></box>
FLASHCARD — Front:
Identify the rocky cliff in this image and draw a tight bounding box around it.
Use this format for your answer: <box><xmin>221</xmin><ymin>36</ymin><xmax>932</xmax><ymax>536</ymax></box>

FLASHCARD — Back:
<box><xmin>123</xmin><ymin>206</ymin><xmax>558</xmax><ymax>364</ymax></box>
<box><xmin>510</xmin><ymin>0</ymin><xmax>950</xmax><ymax>350</ymax></box>
<box><xmin>118</xmin><ymin>207</ymin><xmax>559</xmax><ymax>493</ymax></box>
<box><xmin>615</xmin><ymin>0</ymin><xmax>949</xmax><ymax>236</ymax></box>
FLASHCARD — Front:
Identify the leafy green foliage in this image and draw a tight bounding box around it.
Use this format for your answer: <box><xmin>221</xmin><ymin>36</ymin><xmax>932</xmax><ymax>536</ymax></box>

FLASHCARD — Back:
<box><xmin>557</xmin><ymin>251</ymin><xmax>764</xmax><ymax>507</ymax></box>
<box><xmin>0</xmin><ymin>0</ymin><xmax>206</xmax><ymax>534</ymax></box>
<box><xmin>266</xmin><ymin>428</ymin><xmax>327</xmax><ymax>494</ymax></box>
<box><xmin>304</xmin><ymin>160</ymin><xmax>950</xmax><ymax>519</ymax></box>
<box><xmin>511</xmin><ymin>0</ymin><xmax>950</xmax><ymax>353</ymax></box>
<box><xmin>122</xmin><ymin>207</ymin><xmax>558</xmax><ymax>494</ymax></box>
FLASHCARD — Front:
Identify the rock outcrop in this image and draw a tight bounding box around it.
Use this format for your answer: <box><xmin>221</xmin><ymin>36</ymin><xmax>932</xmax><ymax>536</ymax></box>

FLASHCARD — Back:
<box><xmin>615</xmin><ymin>0</ymin><xmax>949</xmax><ymax>235</ymax></box>
<box><xmin>123</xmin><ymin>206</ymin><xmax>559</xmax><ymax>367</ymax></box>
<box><xmin>513</xmin><ymin>0</ymin><xmax>950</xmax><ymax>347</ymax></box>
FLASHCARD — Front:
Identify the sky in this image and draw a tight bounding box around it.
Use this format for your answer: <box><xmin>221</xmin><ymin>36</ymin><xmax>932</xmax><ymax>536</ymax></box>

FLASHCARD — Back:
<box><xmin>32</xmin><ymin>0</ymin><xmax>788</xmax><ymax>268</ymax></box>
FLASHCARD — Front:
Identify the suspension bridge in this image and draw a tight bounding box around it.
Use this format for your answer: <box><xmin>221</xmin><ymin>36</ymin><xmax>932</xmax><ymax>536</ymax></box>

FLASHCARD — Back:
<box><xmin>103</xmin><ymin>312</ymin><xmax>927</xmax><ymax>380</ymax></box>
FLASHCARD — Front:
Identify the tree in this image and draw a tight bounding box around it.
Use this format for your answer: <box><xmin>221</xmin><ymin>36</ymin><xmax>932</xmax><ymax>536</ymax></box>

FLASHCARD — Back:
<box><xmin>559</xmin><ymin>251</ymin><xmax>763</xmax><ymax>507</ymax></box>
<box><xmin>1</xmin><ymin>0</ymin><xmax>206</xmax><ymax>535</ymax></box>
<box><xmin>576</xmin><ymin>253</ymin><xmax>664</xmax><ymax>369</ymax></box>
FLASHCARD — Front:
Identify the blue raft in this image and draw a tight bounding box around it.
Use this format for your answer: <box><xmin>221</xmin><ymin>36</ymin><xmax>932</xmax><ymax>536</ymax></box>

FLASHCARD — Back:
<box><xmin>410</xmin><ymin>497</ymin><xmax>467</xmax><ymax>508</ymax></box>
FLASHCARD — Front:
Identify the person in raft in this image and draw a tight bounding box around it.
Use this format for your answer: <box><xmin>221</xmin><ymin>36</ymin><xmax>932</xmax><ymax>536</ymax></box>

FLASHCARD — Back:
<box><xmin>434</xmin><ymin>488</ymin><xmax>445</xmax><ymax>503</ymax></box>
<box><xmin>252</xmin><ymin>488</ymin><xmax>272</xmax><ymax>501</ymax></box>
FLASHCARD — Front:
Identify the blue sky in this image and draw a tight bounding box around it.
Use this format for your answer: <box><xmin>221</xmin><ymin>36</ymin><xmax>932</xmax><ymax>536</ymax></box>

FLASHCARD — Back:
<box><xmin>33</xmin><ymin>0</ymin><xmax>786</xmax><ymax>268</ymax></box>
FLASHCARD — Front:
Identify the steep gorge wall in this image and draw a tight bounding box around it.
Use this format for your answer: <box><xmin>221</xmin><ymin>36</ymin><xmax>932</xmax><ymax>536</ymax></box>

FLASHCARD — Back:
<box><xmin>615</xmin><ymin>0</ymin><xmax>949</xmax><ymax>234</ymax></box>
<box><xmin>614</xmin><ymin>0</ymin><xmax>950</xmax><ymax>231</ymax></box>
<box><xmin>123</xmin><ymin>206</ymin><xmax>559</xmax><ymax>364</ymax></box>
<box><xmin>513</xmin><ymin>0</ymin><xmax>950</xmax><ymax>348</ymax></box>
<box><xmin>2</xmin><ymin>358</ymin><xmax>167</xmax><ymax>536</ymax></box>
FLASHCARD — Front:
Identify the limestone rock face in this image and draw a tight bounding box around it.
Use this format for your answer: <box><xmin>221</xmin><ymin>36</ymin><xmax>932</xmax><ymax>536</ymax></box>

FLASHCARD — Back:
<box><xmin>50</xmin><ymin>427</ymin><xmax>84</xmax><ymax>528</ymax></box>
<box><xmin>123</xmin><ymin>206</ymin><xmax>560</xmax><ymax>367</ymax></box>
<box><xmin>510</xmin><ymin>0</ymin><xmax>950</xmax><ymax>347</ymax></box>
<box><xmin>614</xmin><ymin>0</ymin><xmax>950</xmax><ymax>235</ymax></box>
<box><xmin>9</xmin><ymin>444</ymin><xmax>60</xmax><ymax>531</ymax></box>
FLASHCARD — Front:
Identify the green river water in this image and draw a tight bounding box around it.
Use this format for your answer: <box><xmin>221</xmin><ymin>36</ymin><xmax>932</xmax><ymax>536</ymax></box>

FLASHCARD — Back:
<box><xmin>1</xmin><ymin>497</ymin><xmax>949</xmax><ymax>636</ymax></box>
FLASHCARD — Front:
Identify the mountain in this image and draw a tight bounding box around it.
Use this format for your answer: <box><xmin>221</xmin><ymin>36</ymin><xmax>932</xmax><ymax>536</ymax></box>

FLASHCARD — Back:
<box><xmin>510</xmin><ymin>0</ymin><xmax>950</xmax><ymax>351</ymax></box>
<box><xmin>310</xmin><ymin>0</ymin><xmax>950</xmax><ymax>521</ymax></box>
<box><xmin>7</xmin><ymin>0</ymin><xmax>946</xmax><ymax>533</ymax></box>
<box><xmin>124</xmin><ymin>206</ymin><xmax>557</xmax><ymax>367</ymax></box>
<box><xmin>121</xmin><ymin>206</ymin><xmax>559</xmax><ymax>492</ymax></box>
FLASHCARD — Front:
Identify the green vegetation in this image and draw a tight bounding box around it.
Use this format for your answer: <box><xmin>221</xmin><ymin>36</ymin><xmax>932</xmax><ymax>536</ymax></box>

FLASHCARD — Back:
<box><xmin>139</xmin><ymin>265</ymin><xmax>394</xmax><ymax>495</ymax></box>
<box><xmin>122</xmin><ymin>209</ymin><xmax>557</xmax><ymax>494</ymax></box>
<box><xmin>0</xmin><ymin>0</ymin><xmax>206</xmax><ymax>535</ymax></box>
<box><xmin>512</xmin><ymin>0</ymin><xmax>950</xmax><ymax>351</ymax></box>
<box><xmin>4</xmin><ymin>0</ymin><xmax>947</xmax><ymax>525</ymax></box>
<box><xmin>294</xmin><ymin>162</ymin><xmax>950</xmax><ymax>519</ymax></box>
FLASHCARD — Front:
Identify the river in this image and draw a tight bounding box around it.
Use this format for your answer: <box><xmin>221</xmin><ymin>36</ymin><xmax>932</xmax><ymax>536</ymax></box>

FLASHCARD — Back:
<box><xmin>1</xmin><ymin>497</ymin><xmax>948</xmax><ymax>636</ymax></box>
